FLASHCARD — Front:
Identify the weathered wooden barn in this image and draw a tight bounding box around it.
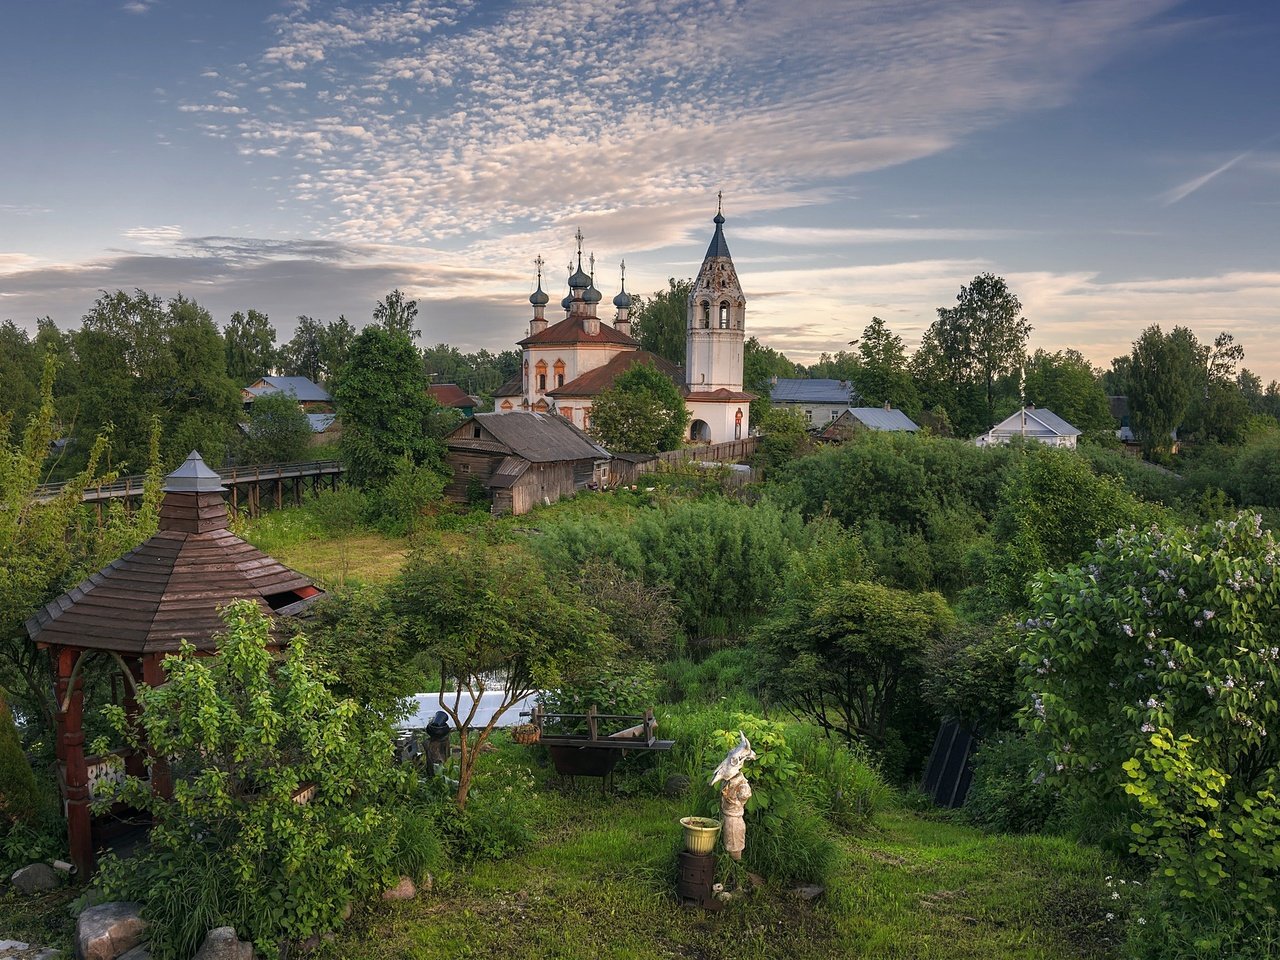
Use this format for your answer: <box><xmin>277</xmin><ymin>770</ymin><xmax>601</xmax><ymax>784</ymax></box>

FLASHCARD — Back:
<box><xmin>444</xmin><ymin>412</ymin><xmax>610</xmax><ymax>516</ymax></box>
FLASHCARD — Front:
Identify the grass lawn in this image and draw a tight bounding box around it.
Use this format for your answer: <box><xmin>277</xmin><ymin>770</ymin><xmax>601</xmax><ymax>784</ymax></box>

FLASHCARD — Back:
<box><xmin>319</xmin><ymin>749</ymin><xmax>1121</xmax><ymax>960</ymax></box>
<box><xmin>265</xmin><ymin>531</ymin><xmax>408</xmax><ymax>586</ymax></box>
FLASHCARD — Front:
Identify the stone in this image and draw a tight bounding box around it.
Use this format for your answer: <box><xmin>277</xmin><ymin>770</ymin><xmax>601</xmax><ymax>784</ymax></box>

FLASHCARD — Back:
<box><xmin>0</xmin><ymin>941</ymin><xmax>31</xmax><ymax>954</ymax></box>
<box><xmin>381</xmin><ymin>876</ymin><xmax>416</xmax><ymax>901</ymax></box>
<box><xmin>117</xmin><ymin>946</ymin><xmax>151</xmax><ymax>960</ymax></box>
<box><xmin>76</xmin><ymin>901</ymin><xmax>146</xmax><ymax>960</ymax></box>
<box><xmin>192</xmin><ymin>927</ymin><xmax>253</xmax><ymax>960</ymax></box>
<box><xmin>34</xmin><ymin>950</ymin><xmax>64</xmax><ymax>960</ymax></box>
<box><xmin>10</xmin><ymin>863</ymin><xmax>60</xmax><ymax>894</ymax></box>
<box><xmin>663</xmin><ymin>774</ymin><xmax>691</xmax><ymax>798</ymax></box>
<box><xmin>790</xmin><ymin>884</ymin><xmax>825</xmax><ymax>901</ymax></box>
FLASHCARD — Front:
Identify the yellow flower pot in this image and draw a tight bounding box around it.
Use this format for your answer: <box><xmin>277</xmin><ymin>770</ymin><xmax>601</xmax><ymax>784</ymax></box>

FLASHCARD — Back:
<box><xmin>680</xmin><ymin>816</ymin><xmax>721</xmax><ymax>855</ymax></box>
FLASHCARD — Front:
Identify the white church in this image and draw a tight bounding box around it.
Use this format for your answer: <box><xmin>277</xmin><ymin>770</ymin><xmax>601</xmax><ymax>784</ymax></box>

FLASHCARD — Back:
<box><xmin>492</xmin><ymin>206</ymin><xmax>754</xmax><ymax>444</ymax></box>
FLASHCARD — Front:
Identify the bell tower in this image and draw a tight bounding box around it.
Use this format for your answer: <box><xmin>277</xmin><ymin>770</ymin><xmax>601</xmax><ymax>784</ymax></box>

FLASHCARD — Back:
<box><xmin>686</xmin><ymin>195</ymin><xmax>745</xmax><ymax>392</ymax></box>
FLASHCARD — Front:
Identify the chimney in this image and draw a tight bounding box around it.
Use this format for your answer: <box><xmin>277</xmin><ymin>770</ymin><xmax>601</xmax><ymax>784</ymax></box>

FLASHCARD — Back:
<box><xmin>884</xmin><ymin>402</ymin><xmax>891</xmax><ymax>411</ymax></box>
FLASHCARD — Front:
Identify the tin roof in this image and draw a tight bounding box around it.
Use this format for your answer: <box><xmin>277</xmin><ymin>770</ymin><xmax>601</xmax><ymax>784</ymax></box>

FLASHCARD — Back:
<box><xmin>448</xmin><ymin>412</ymin><xmax>610</xmax><ymax>463</ymax></box>
<box><xmin>841</xmin><ymin>407</ymin><xmax>920</xmax><ymax>432</ymax></box>
<box><xmin>770</xmin><ymin>378</ymin><xmax>857</xmax><ymax>404</ymax></box>
<box><xmin>244</xmin><ymin>376</ymin><xmax>331</xmax><ymax>403</ymax></box>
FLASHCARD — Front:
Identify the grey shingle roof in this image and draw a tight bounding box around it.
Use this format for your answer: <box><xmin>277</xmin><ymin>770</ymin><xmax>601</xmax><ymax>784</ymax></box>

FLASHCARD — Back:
<box><xmin>245</xmin><ymin>376</ymin><xmax>331</xmax><ymax>402</ymax></box>
<box><xmin>770</xmin><ymin>378</ymin><xmax>856</xmax><ymax>404</ymax></box>
<box><xmin>450</xmin><ymin>412</ymin><xmax>610</xmax><ymax>463</ymax></box>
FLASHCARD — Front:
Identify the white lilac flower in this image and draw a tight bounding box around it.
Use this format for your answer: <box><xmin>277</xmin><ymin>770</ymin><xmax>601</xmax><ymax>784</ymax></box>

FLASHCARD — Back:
<box><xmin>1141</xmin><ymin>722</ymin><xmax>1154</xmax><ymax>733</ymax></box>
<box><xmin>1122</xmin><ymin>624</ymin><xmax>1135</xmax><ymax>637</ymax></box>
<box><xmin>1194</xmin><ymin>619</ymin><xmax>1203</xmax><ymax>628</ymax></box>
<box><xmin>1202</xmin><ymin>609</ymin><xmax>1215</xmax><ymax>620</ymax></box>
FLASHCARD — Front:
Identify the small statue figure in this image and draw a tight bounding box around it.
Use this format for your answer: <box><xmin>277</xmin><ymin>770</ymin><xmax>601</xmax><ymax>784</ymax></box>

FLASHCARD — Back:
<box><xmin>710</xmin><ymin>732</ymin><xmax>757</xmax><ymax>861</ymax></box>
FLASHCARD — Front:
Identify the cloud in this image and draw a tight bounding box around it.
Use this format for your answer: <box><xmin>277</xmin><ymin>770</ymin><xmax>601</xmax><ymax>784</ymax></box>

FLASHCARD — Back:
<box><xmin>122</xmin><ymin>0</ymin><xmax>155</xmax><ymax>14</ymax></box>
<box><xmin>6</xmin><ymin>236</ymin><xmax>1279</xmax><ymax>381</ymax></box>
<box><xmin>1160</xmin><ymin>150</ymin><xmax>1252</xmax><ymax>205</ymax></box>
<box><xmin>736</xmin><ymin>226</ymin><xmax>1026</xmax><ymax>245</ymax></box>
<box><xmin>178</xmin><ymin>0</ymin><xmax>1179</xmax><ymax>247</ymax></box>
<box><xmin>123</xmin><ymin>225</ymin><xmax>185</xmax><ymax>246</ymax></box>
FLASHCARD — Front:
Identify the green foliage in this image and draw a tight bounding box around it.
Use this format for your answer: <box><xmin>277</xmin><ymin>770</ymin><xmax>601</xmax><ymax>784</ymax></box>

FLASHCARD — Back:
<box><xmin>1128</xmin><ymin>324</ymin><xmax>1204</xmax><ymax>456</ymax></box>
<box><xmin>1237</xmin><ymin>435</ymin><xmax>1280</xmax><ymax>508</ymax></box>
<box><xmin>1022</xmin><ymin>349</ymin><xmax>1114</xmax><ymax>438</ymax></box>
<box><xmin>755</xmin><ymin>406</ymin><xmax>813</xmax><ymax>474</ymax></box>
<box><xmin>391</xmin><ymin>544</ymin><xmax>614</xmax><ymax>808</ymax></box>
<box><xmin>95</xmin><ymin>602</ymin><xmax>412</xmax><ymax>959</ymax></box>
<box><xmin>755</xmin><ymin>575</ymin><xmax>954</xmax><ymax>752</ymax></box>
<box><xmin>0</xmin><ymin>694</ymin><xmax>40</xmax><ymax>824</ymax></box>
<box><xmin>223</xmin><ymin>309</ymin><xmax>278</xmax><ymax>384</ymax></box>
<box><xmin>588</xmin><ymin>360</ymin><xmax>689</xmax><ymax>453</ymax></box>
<box><xmin>370</xmin><ymin>454</ymin><xmax>448</xmax><ymax>536</ymax></box>
<box><xmin>975</xmin><ymin>444</ymin><xmax>1163</xmax><ymax>612</ymax></box>
<box><xmin>854</xmin><ymin>316</ymin><xmax>920</xmax><ymax>416</ymax></box>
<box><xmin>1022</xmin><ymin>516</ymin><xmax>1280</xmax><ymax>933</ymax></box>
<box><xmin>242</xmin><ymin>390</ymin><xmax>312</xmax><ymax>464</ymax></box>
<box><xmin>920</xmin><ymin>619</ymin><xmax>1022</xmax><ymax>732</ymax></box>
<box><xmin>630</xmin><ymin>278</ymin><xmax>690</xmax><ymax>366</ymax></box>
<box><xmin>785</xmin><ymin>724</ymin><xmax>892</xmax><ymax>829</ymax></box>
<box><xmin>304</xmin><ymin>586</ymin><xmax>415</xmax><ymax>715</ymax></box>
<box><xmin>536</xmin><ymin>495</ymin><xmax>807</xmax><ymax>642</ymax></box>
<box><xmin>963</xmin><ymin>734</ymin><xmax>1066</xmax><ymax>834</ymax></box>
<box><xmin>70</xmin><ymin>290</ymin><xmax>240</xmax><ymax>470</ymax></box>
<box><xmin>912</xmin><ymin>274</ymin><xmax>1030</xmax><ymax>435</ymax></box>
<box><xmin>538</xmin><ymin>660</ymin><xmax>659</xmax><ymax>729</ymax></box>
<box><xmin>659</xmin><ymin>646</ymin><xmax>760</xmax><ymax>706</ymax></box>
<box><xmin>0</xmin><ymin>360</ymin><xmax>161</xmax><ymax>730</ymax></box>
<box><xmin>280</xmin><ymin>315</ymin><xmax>354</xmax><ymax>387</ymax></box>
<box><xmin>575</xmin><ymin>562</ymin><xmax>681</xmax><ymax>659</ymax></box>
<box><xmin>742</xmin><ymin>337</ymin><xmax>797</xmax><ymax>423</ymax></box>
<box><xmin>334</xmin><ymin>325</ymin><xmax>443</xmax><ymax>488</ymax></box>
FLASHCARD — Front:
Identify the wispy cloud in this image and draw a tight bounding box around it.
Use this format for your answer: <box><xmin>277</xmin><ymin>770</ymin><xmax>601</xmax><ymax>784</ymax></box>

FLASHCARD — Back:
<box><xmin>177</xmin><ymin>0</ymin><xmax>1178</xmax><ymax>247</ymax></box>
<box><xmin>1160</xmin><ymin>150</ymin><xmax>1251</xmax><ymax>205</ymax></box>
<box><xmin>123</xmin><ymin>225</ymin><xmax>185</xmax><ymax>245</ymax></box>
<box><xmin>736</xmin><ymin>226</ymin><xmax>1026</xmax><ymax>245</ymax></box>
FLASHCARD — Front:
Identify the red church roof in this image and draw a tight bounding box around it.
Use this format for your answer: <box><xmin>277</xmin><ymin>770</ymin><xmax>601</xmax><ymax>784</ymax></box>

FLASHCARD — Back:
<box><xmin>518</xmin><ymin>316</ymin><xmax>639</xmax><ymax>348</ymax></box>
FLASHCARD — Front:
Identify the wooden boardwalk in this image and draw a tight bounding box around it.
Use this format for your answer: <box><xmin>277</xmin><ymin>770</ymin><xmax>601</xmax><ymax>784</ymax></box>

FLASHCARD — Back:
<box><xmin>36</xmin><ymin>459</ymin><xmax>345</xmax><ymax>516</ymax></box>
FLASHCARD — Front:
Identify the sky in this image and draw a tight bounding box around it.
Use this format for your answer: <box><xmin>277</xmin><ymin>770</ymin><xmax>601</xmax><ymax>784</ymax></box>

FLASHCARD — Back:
<box><xmin>2</xmin><ymin>0</ymin><xmax>1279</xmax><ymax>380</ymax></box>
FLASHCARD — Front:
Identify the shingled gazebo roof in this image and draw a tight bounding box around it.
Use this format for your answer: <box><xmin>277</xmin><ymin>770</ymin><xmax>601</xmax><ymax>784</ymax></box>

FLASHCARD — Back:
<box><xmin>26</xmin><ymin>451</ymin><xmax>324</xmax><ymax>654</ymax></box>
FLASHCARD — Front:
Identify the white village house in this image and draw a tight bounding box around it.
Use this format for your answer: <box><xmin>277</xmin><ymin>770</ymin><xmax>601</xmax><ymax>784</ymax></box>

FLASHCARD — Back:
<box><xmin>974</xmin><ymin>406</ymin><xmax>1081</xmax><ymax>449</ymax></box>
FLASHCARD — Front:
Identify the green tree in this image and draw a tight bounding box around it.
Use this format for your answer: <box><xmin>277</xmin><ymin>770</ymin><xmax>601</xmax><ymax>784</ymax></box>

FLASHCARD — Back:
<box><xmin>334</xmin><ymin>326</ymin><xmax>442</xmax><ymax>488</ymax></box>
<box><xmin>755</xmin><ymin>579</ymin><xmax>954</xmax><ymax>748</ymax></box>
<box><xmin>0</xmin><ymin>359</ymin><xmax>162</xmax><ymax>730</ymax></box>
<box><xmin>98</xmin><ymin>601</ymin><xmax>409</xmax><ymax>959</ymax></box>
<box><xmin>223</xmin><ymin>309</ymin><xmax>278</xmax><ymax>384</ymax></box>
<box><xmin>242</xmin><ymin>391</ymin><xmax>312</xmax><ymax>465</ymax></box>
<box><xmin>373</xmin><ymin>289</ymin><xmax>420</xmax><ymax>339</ymax></box>
<box><xmin>755</xmin><ymin>406</ymin><xmax>812</xmax><ymax>473</ymax></box>
<box><xmin>0</xmin><ymin>321</ymin><xmax>40</xmax><ymax>439</ymax></box>
<box><xmin>631</xmin><ymin>278</ymin><xmax>690</xmax><ymax>366</ymax></box>
<box><xmin>588</xmin><ymin>360</ymin><xmax>689</xmax><ymax>453</ymax></box>
<box><xmin>914</xmin><ymin>274</ymin><xmax>1030</xmax><ymax>435</ymax></box>
<box><xmin>855</xmin><ymin>317</ymin><xmax>919</xmax><ymax>416</ymax></box>
<box><xmin>391</xmin><ymin>545</ymin><xmax>613</xmax><ymax>809</ymax></box>
<box><xmin>281</xmin><ymin>316</ymin><xmax>326</xmax><ymax>383</ymax></box>
<box><xmin>1128</xmin><ymin>324</ymin><xmax>1204</xmax><ymax>456</ymax></box>
<box><xmin>0</xmin><ymin>692</ymin><xmax>40</xmax><ymax>824</ymax></box>
<box><xmin>1022</xmin><ymin>517</ymin><xmax>1280</xmax><ymax>936</ymax></box>
<box><xmin>162</xmin><ymin>295</ymin><xmax>241</xmax><ymax>467</ymax></box>
<box><xmin>1191</xmin><ymin>332</ymin><xmax>1249</xmax><ymax>444</ymax></box>
<box><xmin>1021</xmin><ymin>348</ymin><xmax>1114</xmax><ymax>438</ymax></box>
<box><xmin>743</xmin><ymin>337</ymin><xmax>797</xmax><ymax>423</ymax></box>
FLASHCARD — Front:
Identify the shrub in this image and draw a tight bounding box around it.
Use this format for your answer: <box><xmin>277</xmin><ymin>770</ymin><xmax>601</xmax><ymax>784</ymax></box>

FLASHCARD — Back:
<box><xmin>538</xmin><ymin>660</ymin><xmax>659</xmax><ymax>730</ymax></box>
<box><xmin>94</xmin><ymin>601</ymin><xmax>411</xmax><ymax>959</ymax></box>
<box><xmin>786</xmin><ymin>724</ymin><xmax>892</xmax><ymax>829</ymax></box>
<box><xmin>659</xmin><ymin>646</ymin><xmax>760</xmax><ymax>706</ymax></box>
<box><xmin>1022</xmin><ymin>515</ymin><xmax>1280</xmax><ymax>935</ymax></box>
<box><xmin>962</xmin><ymin>733</ymin><xmax>1065</xmax><ymax>834</ymax></box>
<box><xmin>0</xmin><ymin>694</ymin><xmax>40</xmax><ymax>825</ymax></box>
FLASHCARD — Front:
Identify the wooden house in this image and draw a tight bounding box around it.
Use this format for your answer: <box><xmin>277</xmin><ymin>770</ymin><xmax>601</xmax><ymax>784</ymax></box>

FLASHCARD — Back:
<box><xmin>444</xmin><ymin>412</ymin><xmax>610</xmax><ymax>516</ymax></box>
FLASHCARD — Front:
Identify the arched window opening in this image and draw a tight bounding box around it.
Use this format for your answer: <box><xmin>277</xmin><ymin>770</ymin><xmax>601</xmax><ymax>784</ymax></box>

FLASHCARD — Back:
<box><xmin>700</xmin><ymin>301</ymin><xmax>711</xmax><ymax>329</ymax></box>
<box><xmin>719</xmin><ymin>302</ymin><xmax>730</xmax><ymax>328</ymax></box>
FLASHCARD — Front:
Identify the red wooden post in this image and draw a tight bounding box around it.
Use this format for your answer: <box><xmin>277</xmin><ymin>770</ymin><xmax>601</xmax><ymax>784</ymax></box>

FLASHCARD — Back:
<box><xmin>54</xmin><ymin>647</ymin><xmax>94</xmax><ymax>875</ymax></box>
<box><xmin>141</xmin><ymin>654</ymin><xmax>173</xmax><ymax>799</ymax></box>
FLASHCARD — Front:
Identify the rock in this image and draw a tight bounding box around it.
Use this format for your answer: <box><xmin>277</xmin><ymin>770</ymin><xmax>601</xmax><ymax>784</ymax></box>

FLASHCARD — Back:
<box><xmin>34</xmin><ymin>950</ymin><xmax>64</xmax><ymax>960</ymax></box>
<box><xmin>192</xmin><ymin>927</ymin><xmax>253</xmax><ymax>960</ymax></box>
<box><xmin>0</xmin><ymin>941</ymin><xmax>31</xmax><ymax>954</ymax></box>
<box><xmin>76</xmin><ymin>901</ymin><xmax>146</xmax><ymax>960</ymax></box>
<box><xmin>790</xmin><ymin>884</ymin><xmax>825</xmax><ymax>901</ymax></box>
<box><xmin>117</xmin><ymin>946</ymin><xmax>151</xmax><ymax>960</ymax></box>
<box><xmin>381</xmin><ymin>876</ymin><xmax>416</xmax><ymax>901</ymax></box>
<box><xmin>663</xmin><ymin>774</ymin><xmax>691</xmax><ymax>798</ymax></box>
<box><xmin>10</xmin><ymin>863</ymin><xmax>60</xmax><ymax>894</ymax></box>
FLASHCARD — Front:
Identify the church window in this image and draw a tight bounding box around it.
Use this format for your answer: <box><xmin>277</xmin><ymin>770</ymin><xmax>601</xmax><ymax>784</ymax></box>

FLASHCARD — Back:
<box><xmin>554</xmin><ymin>358</ymin><xmax>565</xmax><ymax>388</ymax></box>
<box><xmin>700</xmin><ymin>301</ymin><xmax>711</xmax><ymax>329</ymax></box>
<box><xmin>535</xmin><ymin>359</ymin><xmax>548</xmax><ymax>393</ymax></box>
<box><xmin>719</xmin><ymin>302</ymin><xmax>730</xmax><ymax>328</ymax></box>
<box><xmin>523</xmin><ymin>359</ymin><xmax>529</xmax><ymax>391</ymax></box>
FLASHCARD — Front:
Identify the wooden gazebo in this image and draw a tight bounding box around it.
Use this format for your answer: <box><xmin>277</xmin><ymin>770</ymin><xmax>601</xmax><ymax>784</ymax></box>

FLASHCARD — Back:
<box><xmin>26</xmin><ymin>451</ymin><xmax>325</xmax><ymax>873</ymax></box>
